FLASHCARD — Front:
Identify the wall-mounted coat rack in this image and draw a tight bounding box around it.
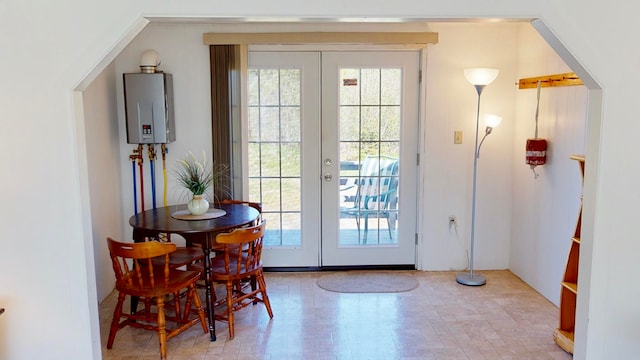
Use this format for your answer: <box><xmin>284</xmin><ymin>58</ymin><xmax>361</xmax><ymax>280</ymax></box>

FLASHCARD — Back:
<box><xmin>517</xmin><ymin>72</ymin><xmax>583</xmax><ymax>89</ymax></box>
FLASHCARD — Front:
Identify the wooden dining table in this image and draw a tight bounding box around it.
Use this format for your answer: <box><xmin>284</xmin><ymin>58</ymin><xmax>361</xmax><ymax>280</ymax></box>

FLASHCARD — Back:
<box><xmin>129</xmin><ymin>202</ymin><xmax>260</xmax><ymax>341</ymax></box>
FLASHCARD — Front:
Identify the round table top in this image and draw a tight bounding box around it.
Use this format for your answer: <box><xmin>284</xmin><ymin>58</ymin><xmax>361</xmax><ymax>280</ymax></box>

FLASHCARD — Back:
<box><xmin>129</xmin><ymin>203</ymin><xmax>260</xmax><ymax>237</ymax></box>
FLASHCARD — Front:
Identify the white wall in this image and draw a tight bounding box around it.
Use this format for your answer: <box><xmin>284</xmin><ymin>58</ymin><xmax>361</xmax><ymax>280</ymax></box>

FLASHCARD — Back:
<box><xmin>3</xmin><ymin>1</ymin><xmax>640</xmax><ymax>359</ymax></box>
<box><xmin>421</xmin><ymin>22</ymin><xmax>517</xmax><ymax>271</ymax></box>
<box><xmin>509</xmin><ymin>24</ymin><xmax>587</xmax><ymax>305</ymax></box>
<box><xmin>83</xmin><ymin>63</ymin><xmax>122</xmax><ymax>301</ymax></box>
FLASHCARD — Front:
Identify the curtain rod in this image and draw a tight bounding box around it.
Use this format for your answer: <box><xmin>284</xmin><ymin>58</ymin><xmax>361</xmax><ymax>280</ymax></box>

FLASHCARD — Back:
<box><xmin>203</xmin><ymin>32</ymin><xmax>438</xmax><ymax>45</ymax></box>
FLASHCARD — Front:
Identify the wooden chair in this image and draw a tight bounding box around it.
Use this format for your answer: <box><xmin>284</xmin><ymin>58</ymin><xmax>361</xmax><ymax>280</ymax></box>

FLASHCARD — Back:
<box><xmin>150</xmin><ymin>234</ymin><xmax>204</xmax><ymax>269</ymax></box>
<box><xmin>220</xmin><ymin>199</ymin><xmax>262</xmax><ymax>225</ymax></box>
<box><xmin>153</xmin><ymin>199</ymin><xmax>261</xmax><ymax>270</ymax></box>
<box><xmin>106</xmin><ymin>238</ymin><xmax>207</xmax><ymax>359</ymax></box>
<box><xmin>162</xmin><ymin>199</ymin><xmax>261</xmax><ymax>270</ymax></box>
<box><xmin>188</xmin><ymin>200</ymin><xmax>264</xmax><ymax>293</ymax></box>
<box><xmin>210</xmin><ymin>221</ymin><xmax>273</xmax><ymax>339</ymax></box>
<box><xmin>217</xmin><ymin>199</ymin><xmax>263</xmax><ymax>292</ymax></box>
<box><xmin>165</xmin><ymin>245</ymin><xmax>205</xmax><ymax>268</ymax></box>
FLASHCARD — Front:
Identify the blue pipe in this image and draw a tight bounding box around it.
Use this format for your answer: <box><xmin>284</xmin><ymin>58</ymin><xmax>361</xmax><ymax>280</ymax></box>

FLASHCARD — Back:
<box><xmin>150</xmin><ymin>158</ymin><xmax>156</xmax><ymax>209</ymax></box>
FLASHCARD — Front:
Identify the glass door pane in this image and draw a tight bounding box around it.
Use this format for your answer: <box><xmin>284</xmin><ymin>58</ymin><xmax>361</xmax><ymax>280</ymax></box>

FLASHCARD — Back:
<box><xmin>247</xmin><ymin>51</ymin><xmax>321</xmax><ymax>267</ymax></box>
<box><xmin>338</xmin><ymin>67</ymin><xmax>401</xmax><ymax>245</ymax></box>
<box><xmin>248</xmin><ymin>68</ymin><xmax>302</xmax><ymax>246</ymax></box>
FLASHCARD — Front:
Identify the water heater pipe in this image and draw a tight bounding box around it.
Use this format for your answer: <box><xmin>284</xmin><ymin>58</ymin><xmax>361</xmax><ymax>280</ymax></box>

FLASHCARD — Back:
<box><xmin>148</xmin><ymin>144</ymin><xmax>157</xmax><ymax>210</ymax></box>
<box><xmin>129</xmin><ymin>153</ymin><xmax>138</xmax><ymax>214</ymax></box>
<box><xmin>136</xmin><ymin>144</ymin><xmax>145</xmax><ymax>212</ymax></box>
<box><xmin>161</xmin><ymin>144</ymin><xmax>168</xmax><ymax>207</ymax></box>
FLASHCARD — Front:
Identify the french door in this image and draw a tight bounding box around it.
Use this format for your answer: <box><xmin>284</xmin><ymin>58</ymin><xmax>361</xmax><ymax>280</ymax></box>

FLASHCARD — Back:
<box><xmin>320</xmin><ymin>51</ymin><xmax>419</xmax><ymax>266</ymax></box>
<box><xmin>247</xmin><ymin>50</ymin><xmax>420</xmax><ymax>267</ymax></box>
<box><xmin>246</xmin><ymin>52</ymin><xmax>321</xmax><ymax>267</ymax></box>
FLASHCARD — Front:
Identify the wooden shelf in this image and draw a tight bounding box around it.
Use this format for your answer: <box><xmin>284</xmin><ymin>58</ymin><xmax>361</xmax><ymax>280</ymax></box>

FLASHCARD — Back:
<box><xmin>553</xmin><ymin>328</ymin><xmax>575</xmax><ymax>354</ymax></box>
<box><xmin>555</xmin><ymin>154</ymin><xmax>585</xmax><ymax>355</ymax></box>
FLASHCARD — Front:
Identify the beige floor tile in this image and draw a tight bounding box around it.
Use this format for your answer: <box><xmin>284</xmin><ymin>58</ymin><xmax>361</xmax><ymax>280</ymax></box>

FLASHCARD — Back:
<box><xmin>99</xmin><ymin>270</ymin><xmax>572</xmax><ymax>360</ymax></box>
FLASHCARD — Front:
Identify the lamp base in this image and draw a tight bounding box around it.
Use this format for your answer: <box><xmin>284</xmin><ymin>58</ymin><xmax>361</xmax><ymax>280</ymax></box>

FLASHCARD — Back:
<box><xmin>456</xmin><ymin>272</ymin><xmax>486</xmax><ymax>286</ymax></box>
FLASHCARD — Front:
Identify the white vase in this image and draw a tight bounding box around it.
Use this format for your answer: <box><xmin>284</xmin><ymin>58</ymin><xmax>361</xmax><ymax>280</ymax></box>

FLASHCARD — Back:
<box><xmin>187</xmin><ymin>194</ymin><xmax>209</xmax><ymax>215</ymax></box>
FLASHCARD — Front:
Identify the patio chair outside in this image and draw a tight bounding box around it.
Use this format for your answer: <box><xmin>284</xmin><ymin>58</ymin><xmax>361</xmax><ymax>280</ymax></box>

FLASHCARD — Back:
<box><xmin>340</xmin><ymin>155</ymin><xmax>399</xmax><ymax>243</ymax></box>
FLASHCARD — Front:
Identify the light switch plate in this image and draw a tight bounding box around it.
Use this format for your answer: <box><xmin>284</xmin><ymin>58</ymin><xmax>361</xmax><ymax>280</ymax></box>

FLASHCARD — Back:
<box><xmin>454</xmin><ymin>131</ymin><xmax>463</xmax><ymax>144</ymax></box>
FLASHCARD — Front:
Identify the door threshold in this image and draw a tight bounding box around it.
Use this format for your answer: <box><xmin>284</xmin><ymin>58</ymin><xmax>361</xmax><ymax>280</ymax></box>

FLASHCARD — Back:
<box><xmin>264</xmin><ymin>264</ymin><xmax>415</xmax><ymax>272</ymax></box>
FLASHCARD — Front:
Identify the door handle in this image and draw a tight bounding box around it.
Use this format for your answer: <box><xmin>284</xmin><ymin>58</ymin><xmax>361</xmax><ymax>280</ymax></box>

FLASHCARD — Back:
<box><xmin>324</xmin><ymin>173</ymin><xmax>333</xmax><ymax>182</ymax></box>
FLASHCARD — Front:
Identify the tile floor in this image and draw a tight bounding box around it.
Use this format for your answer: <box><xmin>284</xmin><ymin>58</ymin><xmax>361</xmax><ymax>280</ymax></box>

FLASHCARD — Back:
<box><xmin>99</xmin><ymin>270</ymin><xmax>573</xmax><ymax>360</ymax></box>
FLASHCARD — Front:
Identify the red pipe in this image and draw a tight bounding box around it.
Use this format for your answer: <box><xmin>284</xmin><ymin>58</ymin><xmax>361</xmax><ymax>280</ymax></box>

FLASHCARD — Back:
<box><xmin>137</xmin><ymin>145</ymin><xmax>145</xmax><ymax>212</ymax></box>
<box><xmin>130</xmin><ymin>154</ymin><xmax>138</xmax><ymax>214</ymax></box>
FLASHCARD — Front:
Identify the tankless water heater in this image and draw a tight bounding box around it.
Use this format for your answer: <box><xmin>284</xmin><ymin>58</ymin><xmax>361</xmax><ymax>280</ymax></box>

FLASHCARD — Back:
<box><xmin>123</xmin><ymin>72</ymin><xmax>176</xmax><ymax>144</ymax></box>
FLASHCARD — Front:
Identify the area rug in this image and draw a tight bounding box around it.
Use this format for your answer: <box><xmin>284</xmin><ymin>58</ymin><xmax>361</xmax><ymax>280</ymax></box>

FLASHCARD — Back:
<box><xmin>316</xmin><ymin>272</ymin><xmax>419</xmax><ymax>293</ymax></box>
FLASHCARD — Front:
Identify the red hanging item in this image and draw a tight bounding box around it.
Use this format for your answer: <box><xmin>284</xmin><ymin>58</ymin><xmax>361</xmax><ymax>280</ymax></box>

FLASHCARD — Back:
<box><xmin>526</xmin><ymin>81</ymin><xmax>547</xmax><ymax>178</ymax></box>
<box><xmin>526</xmin><ymin>138</ymin><xmax>547</xmax><ymax>166</ymax></box>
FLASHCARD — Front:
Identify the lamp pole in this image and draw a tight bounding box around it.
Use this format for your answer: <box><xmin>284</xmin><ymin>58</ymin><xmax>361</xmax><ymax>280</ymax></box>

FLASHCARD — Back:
<box><xmin>456</xmin><ymin>68</ymin><xmax>499</xmax><ymax>286</ymax></box>
<box><xmin>456</xmin><ymin>84</ymin><xmax>487</xmax><ymax>286</ymax></box>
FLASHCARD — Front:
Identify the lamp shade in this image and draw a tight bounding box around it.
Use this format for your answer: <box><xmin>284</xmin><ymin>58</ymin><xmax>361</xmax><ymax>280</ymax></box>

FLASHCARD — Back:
<box><xmin>464</xmin><ymin>68</ymin><xmax>499</xmax><ymax>86</ymax></box>
<box><xmin>484</xmin><ymin>114</ymin><xmax>503</xmax><ymax>128</ymax></box>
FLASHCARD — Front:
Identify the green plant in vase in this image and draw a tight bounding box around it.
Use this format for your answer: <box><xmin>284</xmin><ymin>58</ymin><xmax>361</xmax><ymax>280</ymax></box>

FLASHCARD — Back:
<box><xmin>175</xmin><ymin>151</ymin><xmax>228</xmax><ymax>215</ymax></box>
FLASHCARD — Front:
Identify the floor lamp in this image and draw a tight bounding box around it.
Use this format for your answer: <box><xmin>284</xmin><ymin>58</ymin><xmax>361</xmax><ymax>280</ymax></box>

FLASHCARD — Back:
<box><xmin>456</xmin><ymin>68</ymin><xmax>501</xmax><ymax>286</ymax></box>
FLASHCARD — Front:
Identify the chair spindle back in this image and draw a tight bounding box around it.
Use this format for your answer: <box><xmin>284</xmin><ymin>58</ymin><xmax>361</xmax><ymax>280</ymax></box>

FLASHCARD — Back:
<box><xmin>107</xmin><ymin>238</ymin><xmax>176</xmax><ymax>288</ymax></box>
<box><xmin>215</xmin><ymin>221</ymin><xmax>266</xmax><ymax>275</ymax></box>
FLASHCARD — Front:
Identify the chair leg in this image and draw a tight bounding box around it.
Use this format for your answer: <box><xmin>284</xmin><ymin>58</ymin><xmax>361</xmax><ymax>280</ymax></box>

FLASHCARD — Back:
<box><xmin>172</xmin><ymin>291</ymin><xmax>182</xmax><ymax>321</ymax></box>
<box><xmin>257</xmin><ymin>271</ymin><xmax>273</xmax><ymax>318</ymax></box>
<box><xmin>210</xmin><ymin>281</ymin><xmax>218</xmax><ymax>310</ymax></box>
<box><xmin>189</xmin><ymin>284</ymin><xmax>208</xmax><ymax>333</ymax></box>
<box><xmin>234</xmin><ymin>279</ymin><xmax>243</xmax><ymax>294</ymax></box>
<box><xmin>106</xmin><ymin>292</ymin><xmax>126</xmax><ymax>349</ymax></box>
<box><xmin>225</xmin><ymin>281</ymin><xmax>235</xmax><ymax>339</ymax></box>
<box><xmin>251</xmin><ymin>275</ymin><xmax>258</xmax><ymax>305</ymax></box>
<box><xmin>363</xmin><ymin>213</ymin><xmax>369</xmax><ymax>244</ymax></box>
<box><xmin>156</xmin><ymin>297</ymin><xmax>168</xmax><ymax>359</ymax></box>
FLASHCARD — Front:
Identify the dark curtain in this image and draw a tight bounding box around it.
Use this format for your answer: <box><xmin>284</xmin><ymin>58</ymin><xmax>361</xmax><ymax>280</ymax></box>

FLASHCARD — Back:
<box><xmin>209</xmin><ymin>45</ymin><xmax>240</xmax><ymax>201</ymax></box>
